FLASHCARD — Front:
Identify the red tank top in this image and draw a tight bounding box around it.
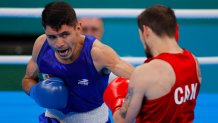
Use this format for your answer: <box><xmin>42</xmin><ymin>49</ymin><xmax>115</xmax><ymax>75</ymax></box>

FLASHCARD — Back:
<box><xmin>136</xmin><ymin>49</ymin><xmax>200</xmax><ymax>123</ymax></box>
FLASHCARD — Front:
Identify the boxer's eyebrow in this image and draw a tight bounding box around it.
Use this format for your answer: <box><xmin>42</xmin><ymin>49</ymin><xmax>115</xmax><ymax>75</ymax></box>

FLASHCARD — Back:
<box><xmin>46</xmin><ymin>31</ymin><xmax>70</xmax><ymax>39</ymax></box>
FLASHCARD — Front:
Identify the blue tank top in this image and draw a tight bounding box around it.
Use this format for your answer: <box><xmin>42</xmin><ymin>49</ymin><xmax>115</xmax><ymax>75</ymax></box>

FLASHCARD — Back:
<box><xmin>37</xmin><ymin>35</ymin><xmax>109</xmax><ymax>113</ymax></box>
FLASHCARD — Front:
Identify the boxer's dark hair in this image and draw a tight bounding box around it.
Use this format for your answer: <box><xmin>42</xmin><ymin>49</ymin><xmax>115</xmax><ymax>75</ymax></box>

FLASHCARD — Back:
<box><xmin>42</xmin><ymin>1</ymin><xmax>77</xmax><ymax>31</ymax></box>
<box><xmin>137</xmin><ymin>4</ymin><xmax>177</xmax><ymax>38</ymax></box>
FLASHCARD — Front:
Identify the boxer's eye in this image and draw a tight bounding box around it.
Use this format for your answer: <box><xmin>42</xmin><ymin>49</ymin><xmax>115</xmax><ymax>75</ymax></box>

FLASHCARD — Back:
<box><xmin>47</xmin><ymin>35</ymin><xmax>57</xmax><ymax>40</ymax></box>
<box><xmin>59</xmin><ymin>32</ymin><xmax>70</xmax><ymax>38</ymax></box>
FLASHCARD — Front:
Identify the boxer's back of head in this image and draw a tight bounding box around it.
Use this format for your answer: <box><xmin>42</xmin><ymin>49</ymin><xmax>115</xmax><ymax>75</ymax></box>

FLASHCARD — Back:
<box><xmin>137</xmin><ymin>4</ymin><xmax>177</xmax><ymax>38</ymax></box>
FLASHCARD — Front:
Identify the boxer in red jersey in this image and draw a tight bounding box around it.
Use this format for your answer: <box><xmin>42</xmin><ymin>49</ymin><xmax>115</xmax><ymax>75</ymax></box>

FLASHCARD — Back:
<box><xmin>103</xmin><ymin>4</ymin><xmax>201</xmax><ymax>123</ymax></box>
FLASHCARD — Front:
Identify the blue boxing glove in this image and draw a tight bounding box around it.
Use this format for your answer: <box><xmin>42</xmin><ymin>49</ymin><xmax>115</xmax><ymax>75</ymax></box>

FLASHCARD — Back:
<box><xmin>29</xmin><ymin>77</ymin><xmax>68</xmax><ymax>109</ymax></box>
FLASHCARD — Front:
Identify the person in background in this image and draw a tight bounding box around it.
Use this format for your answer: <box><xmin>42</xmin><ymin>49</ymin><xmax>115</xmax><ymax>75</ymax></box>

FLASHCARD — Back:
<box><xmin>78</xmin><ymin>18</ymin><xmax>104</xmax><ymax>40</ymax></box>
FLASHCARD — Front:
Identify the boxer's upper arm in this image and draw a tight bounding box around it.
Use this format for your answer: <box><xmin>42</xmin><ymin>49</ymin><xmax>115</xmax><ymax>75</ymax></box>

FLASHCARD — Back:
<box><xmin>114</xmin><ymin>66</ymin><xmax>146</xmax><ymax>123</ymax></box>
<box><xmin>27</xmin><ymin>34</ymin><xmax>46</xmax><ymax>78</ymax></box>
<box><xmin>117</xmin><ymin>66</ymin><xmax>152</xmax><ymax>122</ymax></box>
<box><xmin>91</xmin><ymin>40</ymin><xmax>134</xmax><ymax>78</ymax></box>
<box><xmin>22</xmin><ymin>34</ymin><xmax>46</xmax><ymax>94</ymax></box>
<box><xmin>32</xmin><ymin>34</ymin><xmax>47</xmax><ymax>62</ymax></box>
<box><xmin>192</xmin><ymin>54</ymin><xmax>202</xmax><ymax>84</ymax></box>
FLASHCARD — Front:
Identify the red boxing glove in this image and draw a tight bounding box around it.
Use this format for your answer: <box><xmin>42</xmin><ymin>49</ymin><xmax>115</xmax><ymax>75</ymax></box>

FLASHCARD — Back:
<box><xmin>103</xmin><ymin>77</ymin><xmax>129</xmax><ymax>114</ymax></box>
<box><xmin>175</xmin><ymin>23</ymin><xmax>179</xmax><ymax>42</ymax></box>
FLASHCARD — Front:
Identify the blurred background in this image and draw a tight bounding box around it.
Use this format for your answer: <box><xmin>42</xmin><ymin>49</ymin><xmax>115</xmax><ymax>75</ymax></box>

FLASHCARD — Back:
<box><xmin>0</xmin><ymin>0</ymin><xmax>218</xmax><ymax>122</ymax></box>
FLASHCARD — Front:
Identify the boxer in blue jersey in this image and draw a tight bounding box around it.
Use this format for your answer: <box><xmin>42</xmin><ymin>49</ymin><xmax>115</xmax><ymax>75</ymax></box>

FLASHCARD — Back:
<box><xmin>22</xmin><ymin>1</ymin><xmax>134</xmax><ymax>123</ymax></box>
